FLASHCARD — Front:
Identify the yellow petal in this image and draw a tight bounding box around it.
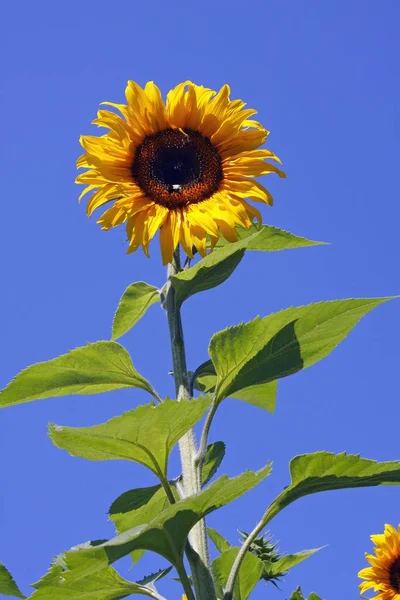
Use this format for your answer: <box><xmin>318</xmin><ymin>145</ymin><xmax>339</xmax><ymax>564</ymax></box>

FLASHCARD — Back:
<box><xmin>222</xmin><ymin>178</ymin><xmax>274</xmax><ymax>206</ymax></box>
<box><xmin>189</xmin><ymin>224</ymin><xmax>207</xmax><ymax>256</ymax></box>
<box><xmin>179</xmin><ymin>212</ymin><xmax>194</xmax><ymax>258</ymax></box>
<box><xmin>159</xmin><ymin>214</ymin><xmax>175</xmax><ymax>265</ymax></box>
<box><xmin>217</xmin><ymin>219</ymin><xmax>239</xmax><ymax>242</ymax></box>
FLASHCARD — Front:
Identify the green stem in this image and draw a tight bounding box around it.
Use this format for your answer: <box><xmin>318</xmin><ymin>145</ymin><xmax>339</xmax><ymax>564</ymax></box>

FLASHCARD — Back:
<box><xmin>159</xmin><ymin>474</ymin><xmax>177</xmax><ymax>505</ymax></box>
<box><xmin>175</xmin><ymin>559</ymin><xmax>196</xmax><ymax>600</ymax></box>
<box><xmin>223</xmin><ymin>495</ymin><xmax>284</xmax><ymax>600</ymax></box>
<box><xmin>165</xmin><ymin>247</ymin><xmax>216</xmax><ymax>600</ymax></box>
<box><xmin>194</xmin><ymin>400</ymin><xmax>218</xmax><ymax>473</ymax></box>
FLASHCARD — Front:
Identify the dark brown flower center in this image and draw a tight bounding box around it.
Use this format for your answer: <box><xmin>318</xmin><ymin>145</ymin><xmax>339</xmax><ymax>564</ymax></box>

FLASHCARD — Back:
<box><xmin>131</xmin><ymin>128</ymin><xmax>223</xmax><ymax>209</ymax></box>
<box><xmin>389</xmin><ymin>557</ymin><xmax>400</xmax><ymax>591</ymax></box>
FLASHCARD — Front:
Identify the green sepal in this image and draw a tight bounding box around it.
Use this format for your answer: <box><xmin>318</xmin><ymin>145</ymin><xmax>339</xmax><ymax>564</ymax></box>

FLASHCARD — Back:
<box><xmin>112</xmin><ymin>282</ymin><xmax>160</xmax><ymax>341</ymax></box>
<box><xmin>0</xmin><ymin>341</ymin><xmax>157</xmax><ymax>408</ymax></box>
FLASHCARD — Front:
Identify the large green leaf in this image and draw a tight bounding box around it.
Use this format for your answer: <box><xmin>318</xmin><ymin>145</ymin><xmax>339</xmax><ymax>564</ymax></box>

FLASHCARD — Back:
<box><xmin>0</xmin><ymin>564</ymin><xmax>25</xmax><ymax>598</ymax></box>
<box><xmin>277</xmin><ymin>452</ymin><xmax>400</xmax><ymax>509</ymax></box>
<box><xmin>0</xmin><ymin>342</ymin><xmax>156</xmax><ymax>408</ymax></box>
<box><xmin>49</xmin><ymin>397</ymin><xmax>211</xmax><ymax>479</ymax></box>
<box><xmin>193</xmin><ymin>360</ymin><xmax>277</xmax><ymax>413</ymax></box>
<box><xmin>112</xmin><ymin>282</ymin><xmax>160</xmax><ymax>341</ymax></box>
<box><xmin>59</xmin><ymin>467</ymin><xmax>272</xmax><ymax>576</ymax></box>
<box><xmin>209</xmin><ymin>298</ymin><xmax>390</xmax><ymax>402</ymax></box>
<box><xmin>30</xmin><ymin>558</ymin><xmax>165</xmax><ymax>600</ymax></box>
<box><xmin>202</xmin><ymin>442</ymin><xmax>226</xmax><ymax>486</ymax></box>
<box><xmin>264</xmin><ymin>453</ymin><xmax>400</xmax><ymax>528</ymax></box>
<box><xmin>170</xmin><ymin>240</ymin><xmax>246</xmax><ymax>307</ymax></box>
<box><xmin>214</xmin><ymin>224</ymin><xmax>324</xmax><ymax>252</ymax></box>
<box><xmin>213</xmin><ymin>547</ymin><xmax>264</xmax><ymax>600</ymax></box>
<box><xmin>172</xmin><ymin>226</ymin><xmax>322</xmax><ymax>307</ymax></box>
<box><xmin>290</xmin><ymin>587</ymin><xmax>322</xmax><ymax>600</ymax></box>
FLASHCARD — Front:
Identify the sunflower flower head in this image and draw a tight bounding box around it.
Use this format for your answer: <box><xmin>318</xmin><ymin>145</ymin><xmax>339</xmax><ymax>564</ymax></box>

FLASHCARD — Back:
<box><xmin>76</xmin><ymin>80</ymin><xmax>285</xmax><ymax>264</ymax></box>
<box><xmin>359</xmin><ymin>524</ymin><xmax>400</xmax><ymax>599</ymax></box>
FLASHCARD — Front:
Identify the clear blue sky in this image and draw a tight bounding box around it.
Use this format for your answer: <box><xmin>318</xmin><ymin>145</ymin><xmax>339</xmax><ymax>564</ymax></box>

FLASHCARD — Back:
<box><xmin>1</xmin><ymin>1</ymin><xmax>399</xmax><ymax>598</ymax></box>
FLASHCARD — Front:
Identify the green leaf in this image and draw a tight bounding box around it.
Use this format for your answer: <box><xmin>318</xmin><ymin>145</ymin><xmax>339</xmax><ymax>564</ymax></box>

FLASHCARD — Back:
<box><xmin>30</xmin><ymin>559</ymin><xmax>163</xmax><ymax>600</ymax></box>
<box><xmin>230</xmin><ymin>381</ymin><xmax>277</xmax><ymax>413</ymax></box>
<box><xmin>278</xmin><ymin>452</ymin><xmax>400</xmax><ymax>509</ymax></box>
<box><xmin>109</xmin><ymin>484</ymin><xmax>167</xmax><ymax>568</ymax></box>
<box><xmin>263</xmin><ymin>548</ymin><xmax>322</xmax><ymax>579</ymax></box>
<box><xmin>60</xmin><ymin>467</ymin><xmax>271</xmax><ymax>575</ymax></box>
<box><xmin>214</xmin><ymin>224</ymin><xmax>325</xmax><ymax>252</ymax></box>
<box><xmin>112</xmin><ymin>282</ymin><xmax>160</xmax><ymax>341</ymax></box>
<box><xmin>192</xmin><ymin>360</ymin><xmax>218</xmax><ymax>394</ymax></box>
<box><xmin>170</xmin><ymin>241</ymin><xmax>246</xmax><ymax>307</ymax></box>
<box><xmin>0</xmin><ymin>563</ymin><xmax>25</xmax><ymax>598</ymax></box>
<box><xmin>173</xmin><ymin>225</ymin><xmax>323</xmax><ymax>307</ymax></box>
<box><xmin>0</xmin><ymin>342</ymin><xmax>156</xmax><ymax>408</ymax></box>
<box><xmin>289</xmin><ymin>586</ymin><xmax>322</xmax><ymax>600</ymax></box>
<box><xmin>208</xmin><ymin>527</ymin><xmax>232</xmax><ymax>554</ymax></box>
<box><xmin>202</xmin><ymin>442</ymin><xmax>226</xmax><ymax>486</ymax></box>
<box><xmin>193</xmin><ymin>360</ymin><xmax>277</xmax><ymax>413</ymax></box>
<box><xmin>213</xmin><ymin>547</ymin><xmax>264</xmax><ymax>600</ymax></box>
<box><xmin>50</xmin><ymin>396</ymin><xmax>211</xmax><ymax>479</ymax></box>
<box><xmin>209</xmin><ymin>298</ymin><xmax>391</xmax><ymax>402</ymax></box>
<box><xmin>135</xmin><ymin>566</ymin><xmax>172</xmax><ymax>587</ymax></box>
<box><xmin>109</xmin><ymin>484</ymin><xmax>179</xmax><ymax>540</ymax></box>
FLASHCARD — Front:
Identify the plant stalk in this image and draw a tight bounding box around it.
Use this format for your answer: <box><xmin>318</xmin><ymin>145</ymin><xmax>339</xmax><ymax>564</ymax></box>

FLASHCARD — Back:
<box><xmin>165</xmin><ymin>247</ymin><xmax>216</xmax><ymax>600</ymax></box>
<box><xmin>175</xmin><ymin>559</ymin><xmax>196</xmax><ymax>600</ymax></box>
<box><xmin>223</xmin><ymin>496</ymin><xmax>284</xmax><ymax>599</ymax></box>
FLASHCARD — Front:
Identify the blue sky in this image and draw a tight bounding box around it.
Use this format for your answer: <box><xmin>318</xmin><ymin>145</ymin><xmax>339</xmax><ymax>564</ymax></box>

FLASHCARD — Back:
<box><xmin>1</xmin><ymin>1</ymin><xmax>399</xmax><ymax>598</ymax></box>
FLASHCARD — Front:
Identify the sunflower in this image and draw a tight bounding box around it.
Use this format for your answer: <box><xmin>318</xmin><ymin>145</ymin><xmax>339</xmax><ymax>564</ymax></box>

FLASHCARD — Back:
<box><xmin>76</xmin><ymin>80</ymin><xmax>285</xmax><ymax>264</ymax></box>
<box><xmin>359</xmin><ymin>524</ymin><xmax>400</xmax><ymax>599</ymax></box>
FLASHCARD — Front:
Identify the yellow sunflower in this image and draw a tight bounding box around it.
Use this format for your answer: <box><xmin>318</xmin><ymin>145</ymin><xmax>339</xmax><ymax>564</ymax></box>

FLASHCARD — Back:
<box><xmin>359</xmin><ymin>524</ymin><xmax>400</xmax><ymax>599</ymax></box>
<box><xmin>76</xmin><ymin>80</ymin><xmax>285</xmax><ymax>264</ymax></box>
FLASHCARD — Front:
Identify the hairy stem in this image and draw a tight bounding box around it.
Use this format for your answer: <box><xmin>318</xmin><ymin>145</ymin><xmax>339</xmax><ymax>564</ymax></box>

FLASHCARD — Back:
<box><xmin>194</xmin><ymin>400</ymin><xmax>218</xmax><ymax>472</ymax></box>
<box><xmin>223</xmin><ymin>497</ymin><xmax>284</xmax><ymax>599</ymax></box>
<box><xmin>165</xmin><ymin>247</ymin><xmax>216</xmax><ymax>600</ymax></box>
<box><xmin>174</xmin><ymin>558</ymin><xmax>196</xmax><ymax>600</ymax></box>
